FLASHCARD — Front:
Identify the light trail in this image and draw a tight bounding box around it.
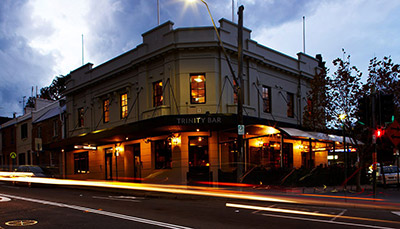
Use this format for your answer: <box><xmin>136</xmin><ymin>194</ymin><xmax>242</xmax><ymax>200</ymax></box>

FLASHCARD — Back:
<box><xmin>301</xmin><ymin>193</ymin><xmax>385</xmax><ymax>201</ymax></box>
<box><xmin>0</xmin><ymin>175</ymin><xmax>295</xmax><ymax>204</ymax></box>
<box><xmin>226</xmin><ymin>202</ymin><xmax>400</xmax><ymax>226</ymax></box>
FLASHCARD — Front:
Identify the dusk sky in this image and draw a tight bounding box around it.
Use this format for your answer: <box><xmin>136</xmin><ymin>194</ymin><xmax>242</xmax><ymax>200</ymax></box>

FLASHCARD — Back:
<box><xmin>0</xmin><ymin>0</ymin><xmax>399</xmax><ymax>117</ymax></box>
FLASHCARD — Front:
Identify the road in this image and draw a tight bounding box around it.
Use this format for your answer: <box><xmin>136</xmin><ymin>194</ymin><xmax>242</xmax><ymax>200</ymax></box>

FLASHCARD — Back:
<box><xmin>1</xmin><ymin>182</ymin><xmax>400</xmax><ymax>229</ymax></box>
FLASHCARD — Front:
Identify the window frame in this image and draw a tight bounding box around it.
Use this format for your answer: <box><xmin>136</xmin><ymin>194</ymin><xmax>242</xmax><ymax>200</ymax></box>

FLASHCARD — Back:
<box><xmin>153</xmin><ymin>80</ymin><xmax>163</xmax><ymax>107</ymax></box>
<box><xmin>287</xmin><ymin>92</ymin><xmax>295</xmax><ymax>118</ymax></box>
<box><xmin>154</xmin><ymin>139</ymin><xmax>172</xmax><ymax>169</ymax></box>
<box><xmin>74</xmin><ymin>151</ymin><xmax>89</xmax><ymax>174</ymax></box>
<box><xmin>262</xmin><ymin>85</ymin><xmax>271</xmax><ymax>113</ymax></box>
<box><xmin>21</xmin><ymin>123</ymin><xmax>28</xmax><ymax>139</ymax></box>
<box><xmin>190</xmin><ymin>73</ymin><xmax>206</xmax><ymax>104</ymax></box>
<box><xmin>120</xmin><ymin>93</ymin><xmax>128</xmax><ymax>119</ymax></box>
<box><xmin>78</xmin><ymin>107</ymin><xmax>85</xmax><ymax>127</ymax></box>
<box><xmin>53</xmin><ymin>119</ymin><xmax>58</xmax><ymax>137</ymax></box>
<box><xmin>103</xmin><ymin>99</ymin><xmax>110</xmax><ymax>123</ymax></box>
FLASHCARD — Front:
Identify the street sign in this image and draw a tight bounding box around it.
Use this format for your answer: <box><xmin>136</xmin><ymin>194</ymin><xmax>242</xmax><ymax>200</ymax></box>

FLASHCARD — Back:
<box><xmin>238</xmin><ymin>125</ymin><xmax>245</xmax><ymax>135</ymax></box>
<box><xmin>10</xmin><ymin>152</ymin><xmax>16</xmax><ymax>159</ymax></box>
<box><xmin>386</xmin><ymin>120</ymin><xmax>400</xmax><ymax>147</ymax></box>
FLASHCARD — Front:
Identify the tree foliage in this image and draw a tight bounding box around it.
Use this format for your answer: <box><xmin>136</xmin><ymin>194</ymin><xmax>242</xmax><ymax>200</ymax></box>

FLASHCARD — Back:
<box><xmin>303</xmin><ymin>65</ymin><xmax>329</xmax><ymax>131</ymax></box>
<box><xmin>24</xmin><ymin>75</ymin><xmax>68</xmax><ymax>109</ymax></box>
<box><xmin>326</xmin><ymin>52</ymin><xmax>362</xmax><ymax>129</ymax></box>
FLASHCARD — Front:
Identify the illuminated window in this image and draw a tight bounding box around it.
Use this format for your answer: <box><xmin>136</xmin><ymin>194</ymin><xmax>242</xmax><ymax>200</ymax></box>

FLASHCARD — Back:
<box><xmin>78</xmin><ymin>107</ymin><xmax>84</xmax><ymax>127</ymax></box>
<box><xmin>262</xmin><ymin>86</ymin><xmax>271</xmax><ymax>113</ymax></box>
<box><xmin>287</xmin><ymin>92</ymin><xmax>294</xmax><ymax>118</ymax></box>
<box><xmin>190</xmin><ymin>74</ymin><xmax>206</xmax><ymax>104</ymax></box>
<box><xmin>120</xmin><ymin>93</ymin><xmax>128</xmax><ymax>119</ymax></box>
<box><xmin>74</xmin><ymin>151</ymin><xmax>89</xmax><ymax>174</ymax></box>
<box><xmin>154</xmin><ymin>140</ymin><xmax>171</xmax><ymax>169</ymax></box>
<box><xmin>103</xmin><ymin>99</ymin><xmax>110</xmax><ymax>123</ymax></box>
<box><xmin>153</xmin><ymin>81</ymin><xmax>163</xmax><ymax>107</ymax></box>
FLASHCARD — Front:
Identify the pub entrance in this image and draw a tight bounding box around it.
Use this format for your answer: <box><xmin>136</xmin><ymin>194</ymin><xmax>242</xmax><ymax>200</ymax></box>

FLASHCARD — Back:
<box><xmin>105</xmin><ymin>148</ymin><xmax>113</xmax><ymax>180</ymax></box>
<box><xmin>187</xmin><ymin>136</ymin><xmax>211</xmax><ymax>184</ymax></box>
<box><xmin>125</xmin><ymin>143</ymin><xmax>141</xmax><ymax>182</ymax></box>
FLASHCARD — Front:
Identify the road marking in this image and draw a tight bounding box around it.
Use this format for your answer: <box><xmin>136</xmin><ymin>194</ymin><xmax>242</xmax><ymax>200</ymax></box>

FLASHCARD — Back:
<box><xmin>392</xmin><ymin>211</ymin><xmax>400</xmax><ymax>217</ymax></box>
<box><xmin>260</xmin><ymin>213</ymin><xmax>395</xmax><ymax>229</ymax></box>
<box><xmin>226</xmin><ymin>202</ymin><xmax>400</xmax><ymax>225</ymax></box>
<box><xmin>0</xmin><ymin>196</ymin><xmax>11</xmax><ymax>202</ymax></box>
<box><xmin>0</xmin><ymin>193</ymin><xmax>192</xmax><ymax>229</ymax></box>
<box><xmin>330</xmin><ymin>209</ymin><xmax>347</xmax><ymax>221</ymax></box>
<box><xmin>92</xmin><ymin>196</ymin><xmax>141</xmax><ymax>202</ymax></box>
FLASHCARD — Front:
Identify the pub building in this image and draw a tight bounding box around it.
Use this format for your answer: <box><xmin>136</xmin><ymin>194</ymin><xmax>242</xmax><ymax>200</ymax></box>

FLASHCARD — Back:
<box><xmin>48</xmin><ymin>19</ymin><xmax>351</xmax><ymax>184</ymax></box>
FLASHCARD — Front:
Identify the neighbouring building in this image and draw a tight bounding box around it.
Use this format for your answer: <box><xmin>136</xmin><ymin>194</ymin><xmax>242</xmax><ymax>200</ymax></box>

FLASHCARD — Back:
<box><xmin>31</xmin><ymin>99</ymin><xmax>66</xmax><ymax>177</ymax></box>
<box><xmin>0</xmin><ymin>98</ymin><xmax>54</xmax><ymax>171</ymax></box>
<box><xmin>50</xmin><ymin>19</ymin><xmax>349</xmax><ymax>184</ymax></box>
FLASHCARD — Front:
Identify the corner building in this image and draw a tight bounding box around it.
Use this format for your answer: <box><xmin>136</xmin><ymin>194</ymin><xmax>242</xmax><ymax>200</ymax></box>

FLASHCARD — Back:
<box><xmin>56</xmin><ymin>19</ymin><xmax>331</xmax><ymax>184</ymax></box>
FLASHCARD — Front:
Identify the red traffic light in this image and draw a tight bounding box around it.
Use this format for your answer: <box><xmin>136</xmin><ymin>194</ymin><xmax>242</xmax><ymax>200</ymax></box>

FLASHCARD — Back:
<box><xmin>376</xmin><ymin>129</ymin><xmax>384</xmax><ymax>137</ymax></box>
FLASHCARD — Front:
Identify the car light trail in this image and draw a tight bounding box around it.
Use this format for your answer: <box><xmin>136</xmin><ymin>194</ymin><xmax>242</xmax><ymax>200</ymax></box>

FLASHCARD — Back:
<box><xmin>301</xmin><ymin>193</ymin><xmax>385</xmax><ymax>201</ymax></box>
<box><xmin>0</xmin><ymin>175</ymin><xmax>295</xmax><ymax>204</ymax></box>
<box><xmin>226</xmin><ymin>202</ymin><xmax>400</xmax><ymax>226</ymax></box>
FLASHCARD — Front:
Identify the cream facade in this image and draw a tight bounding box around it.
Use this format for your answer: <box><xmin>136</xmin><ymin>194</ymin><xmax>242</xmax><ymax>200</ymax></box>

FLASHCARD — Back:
<box><xmin>57</xmin><ymin>19</ymin><xmax>334</xmax><ymax>184</ymax></box>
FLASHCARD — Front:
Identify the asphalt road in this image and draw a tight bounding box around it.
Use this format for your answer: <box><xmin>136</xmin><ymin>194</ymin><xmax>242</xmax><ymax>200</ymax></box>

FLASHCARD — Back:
<box><xmin>1</xmin><ymin>182</ymin><xmax>400</xmax><ymax>229</ymax></box>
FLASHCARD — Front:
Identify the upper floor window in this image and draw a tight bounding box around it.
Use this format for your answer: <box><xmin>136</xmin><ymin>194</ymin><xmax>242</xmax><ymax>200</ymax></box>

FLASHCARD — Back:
<box><xmin>153</xmin><ymin>81</ymin><xmax>163</xmax><ymax>107</ymax></box>
<box><xmin>120</xmin><ymin>93</ymin><xmax>128</xmax><ymax>119</ymax></box>
<box><xmin>37</xmin><ymin>126</ymin><xmax>42</xmax><ymax>138</ymax></box>
<box><xmin>103</xmin><ymin>99</ymin><xmax>110</xmax><ymax>123</ymax></box>
<box><xmin>287</xmin><ymin>92</ymin><xmax>294</xmax><ymax>118</ymax></box>
<box><xmin>53</xmin><ymin>120</ymin><xmax>58</xmax><ymax>137</ymax></box>
<box><xmin>262</xmin><ymin>86</ymin><xmax>271</xmax><ymax>113</ymax></box>
<box><xmin>78</xmin><ymin>107</ymin><xmax>85</xmax><ymax>127</ymax></box>
<box><xmin>190</xmin><ymin>74</ymin><xmax>206</xmax><ymax>104</ymax></box>
<box><xmin>21</xmin><ymin>123</ymin><xmax>28</xmax><ymax>139</ymax></box>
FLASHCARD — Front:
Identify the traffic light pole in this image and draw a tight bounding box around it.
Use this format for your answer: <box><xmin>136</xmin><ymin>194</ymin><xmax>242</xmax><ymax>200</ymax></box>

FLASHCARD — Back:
<box><xmin>372</xmin><ymin>94</ymin><xmax>377</xmax><ymax>198</ymax></box>
<box><xmin>237</xmin><ymin>5</ymin><xmax>244</xmax><ymax>183</ymax></box>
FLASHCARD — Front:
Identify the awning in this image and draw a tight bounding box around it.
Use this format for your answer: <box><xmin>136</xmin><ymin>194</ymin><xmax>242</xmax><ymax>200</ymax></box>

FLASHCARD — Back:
<box><xmin>279</xmin><ymin>127</ymin><xmax>358</xmax><ymax>144</ymax></box>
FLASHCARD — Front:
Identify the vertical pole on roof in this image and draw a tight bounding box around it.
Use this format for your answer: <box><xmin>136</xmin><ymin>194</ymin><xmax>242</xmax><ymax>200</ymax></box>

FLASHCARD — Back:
<box><xmin>157</xmin><ymin>0</ymin><xmax>160</xmax><ymax>25</ymax></box>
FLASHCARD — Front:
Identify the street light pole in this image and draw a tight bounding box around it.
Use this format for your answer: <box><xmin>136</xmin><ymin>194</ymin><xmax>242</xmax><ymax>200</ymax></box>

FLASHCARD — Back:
<box><xmin>237</xmin><ymin>5</ymin><xmax>244</xmax><ymax>183</ymax></box>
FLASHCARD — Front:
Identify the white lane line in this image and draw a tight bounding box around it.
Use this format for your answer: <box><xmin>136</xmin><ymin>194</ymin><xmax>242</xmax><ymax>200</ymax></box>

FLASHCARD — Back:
<box><xmin>260</xmin><ymin>213</ymin><xmax>395</xmax><ymax>229</ymax></box>
<box><xmin>0</xmin><ymin>193</ymin><xmax>192</xmax><ymax>229</ymax></box>
<box><xmin>330</xmin><ymin>209</ymin><xmax>347</xmax><ymax>221</ymax></box>
<box><xmin>92</xmin><ymin>196</ymin><xmax>141</xmax><ymax>202</ymax></box>
<box><xmin>392</xmin><ymin>211</ymin><xmax>400</xmax><ymax>217</ymax></box>
<box><xmin>0</xmin><ymin>196</ymin><xmax>11</xmax><ymax>202</ymax></box>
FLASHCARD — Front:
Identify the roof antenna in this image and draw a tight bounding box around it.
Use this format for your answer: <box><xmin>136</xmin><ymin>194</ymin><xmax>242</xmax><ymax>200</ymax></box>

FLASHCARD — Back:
<box><xmin>82</xmin><ymin>34</ymin><xmax>84</xmax><ymax>65</ymax></box>
<box><xmin>303</xmin><ymin>16</ymin><xmax>306</xmax><ymax>53</ymax></box>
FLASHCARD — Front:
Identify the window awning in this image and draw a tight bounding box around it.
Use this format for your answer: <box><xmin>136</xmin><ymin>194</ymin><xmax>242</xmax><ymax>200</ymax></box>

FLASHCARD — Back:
<box><xmin>279</xmin><ymin>127</ymin><xmax>359</xmax><ymax>144</ymax></box>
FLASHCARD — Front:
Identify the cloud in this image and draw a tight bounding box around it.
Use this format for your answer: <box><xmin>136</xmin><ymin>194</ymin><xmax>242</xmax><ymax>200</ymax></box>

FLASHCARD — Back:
<box><xmin>0</xmin><ymin>0</ymin><xmax>56</xmax><ymax>117</ymax></box>
<box><xmin>252</xmin><ymin>0</ymin><xmax>400</xmax><ymax>79</ymax></box>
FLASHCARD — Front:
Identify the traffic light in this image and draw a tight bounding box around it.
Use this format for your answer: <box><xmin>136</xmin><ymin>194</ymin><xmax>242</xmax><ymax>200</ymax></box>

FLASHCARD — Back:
<box><xmin>379</xmin><ymin>94</ymin><xmax>394</xmax><ymax>124</ymax></box>
<box><xmin>375</xmin><ymin>128</ymin><xmax>384</xmax><ymax>137</ymax></box>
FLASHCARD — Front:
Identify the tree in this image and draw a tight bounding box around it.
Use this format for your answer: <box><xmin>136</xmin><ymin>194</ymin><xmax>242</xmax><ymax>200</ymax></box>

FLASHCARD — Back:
<box><xmin>363</xmin><ymin>56</ymin><xmax>400</xmax><ymax>118</ymax></box>
<box><xmin>40</xmin><ymin>75</ymin><xmax>68</xmax><ymax>100</ymax></box>
<box><xmin>326</xmin><ymin>51</ymin><xmax>363</xmax><ymax>129</ymax></box>
<box><xmin>303</xmin><ymin>60</ymin><xmax>329</xmax><ymax>131</ymax></box>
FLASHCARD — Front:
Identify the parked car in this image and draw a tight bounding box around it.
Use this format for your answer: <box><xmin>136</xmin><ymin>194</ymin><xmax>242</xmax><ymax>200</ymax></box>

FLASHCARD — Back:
<box><xmin>368</xmin><ymin>164</ymin><xmax>399</xmax><ymax>185</ymax></box>
<box><xmin>12</xmin><ymin>165</ymin><xmax>54</xmax><ymax>187</ymax></box>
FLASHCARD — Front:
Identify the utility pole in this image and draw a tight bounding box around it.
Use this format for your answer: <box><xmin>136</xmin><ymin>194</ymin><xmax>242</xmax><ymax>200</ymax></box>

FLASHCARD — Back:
<box><xmin>237</xmin><ymin>5</ymin><xmax>244</xmax><ymax>183</ymax></box>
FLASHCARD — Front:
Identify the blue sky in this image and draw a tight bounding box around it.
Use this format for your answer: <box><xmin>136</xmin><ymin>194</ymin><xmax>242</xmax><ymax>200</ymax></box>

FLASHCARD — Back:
<box><xmin>1</xmin><ymin>0</ymin><xmax>399</xmax><ymax>117</ymax></box>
